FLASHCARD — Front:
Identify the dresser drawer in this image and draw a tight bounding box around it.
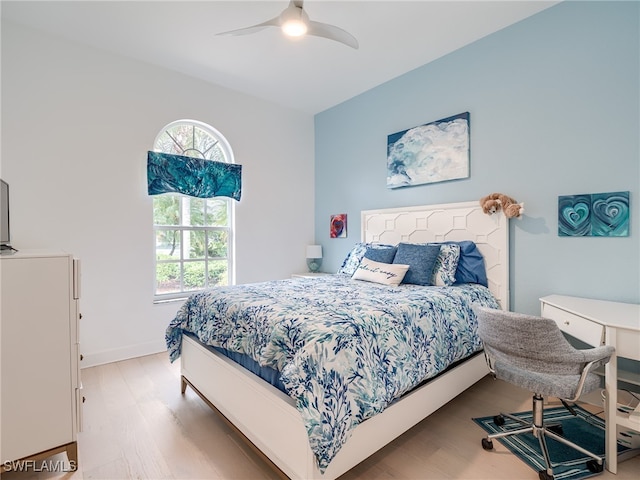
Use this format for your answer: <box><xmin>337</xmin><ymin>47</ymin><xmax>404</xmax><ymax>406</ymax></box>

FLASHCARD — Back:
<box><xmin>541</xmin><ymin>303</ymin><xmax>605</xmax><ymax>346</ymax></box>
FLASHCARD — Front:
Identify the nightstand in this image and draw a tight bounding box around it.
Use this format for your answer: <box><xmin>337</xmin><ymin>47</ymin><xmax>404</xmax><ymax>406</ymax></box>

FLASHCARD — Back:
<box><xmin>291</xmin><ymin>272</ymin><xmax>332</xmax><ymax>279</ymax></box>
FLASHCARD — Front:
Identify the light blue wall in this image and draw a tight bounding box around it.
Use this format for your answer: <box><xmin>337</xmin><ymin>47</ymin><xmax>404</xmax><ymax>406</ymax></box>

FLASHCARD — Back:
<box><xmin>314</xmin><ymin>1</ymin><xmax>639</xmax><ymax>314</ymax></box>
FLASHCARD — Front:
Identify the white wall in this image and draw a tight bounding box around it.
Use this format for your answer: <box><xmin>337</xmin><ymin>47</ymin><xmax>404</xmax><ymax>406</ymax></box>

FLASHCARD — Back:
<box><xmin>1</xmin><ymin>22</ymin><xmax>315</xmax><ymax>367</ymax></box>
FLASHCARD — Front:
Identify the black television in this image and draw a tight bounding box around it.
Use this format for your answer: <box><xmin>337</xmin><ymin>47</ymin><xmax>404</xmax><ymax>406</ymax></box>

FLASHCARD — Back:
<box><xmin>1</xmin><ymin>179</ymin><xmax>12</xmax><ymax>250</ymax></box>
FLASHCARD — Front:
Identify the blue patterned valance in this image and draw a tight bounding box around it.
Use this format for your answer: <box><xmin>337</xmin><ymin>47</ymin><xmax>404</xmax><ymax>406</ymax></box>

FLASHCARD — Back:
<box><xmin>147</xmin><ymin>151</ymin><xmax>242</xmax><ymax>201</ymax></box>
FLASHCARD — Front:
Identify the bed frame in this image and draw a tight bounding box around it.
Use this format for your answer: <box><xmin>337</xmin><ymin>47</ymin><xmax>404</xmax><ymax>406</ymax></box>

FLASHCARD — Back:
<box><xmin>179</xmin><ymin>200</ymin><xmax>509</xmax><ymax>479</ymax></box>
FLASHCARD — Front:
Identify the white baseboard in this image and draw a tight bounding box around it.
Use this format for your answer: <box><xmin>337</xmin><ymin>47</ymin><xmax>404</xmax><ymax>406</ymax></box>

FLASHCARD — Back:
<box><xmin>81</xmin><ymin>339</ymin><xmax>167</xmax><ymax>368</ymax></box>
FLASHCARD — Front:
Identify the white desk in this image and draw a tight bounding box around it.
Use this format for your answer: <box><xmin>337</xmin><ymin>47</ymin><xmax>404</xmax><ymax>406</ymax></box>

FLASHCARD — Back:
<box><xmin>540</xmin><ymin>295</ymin><xmax>640</xmax><ymax>474</ymax></box>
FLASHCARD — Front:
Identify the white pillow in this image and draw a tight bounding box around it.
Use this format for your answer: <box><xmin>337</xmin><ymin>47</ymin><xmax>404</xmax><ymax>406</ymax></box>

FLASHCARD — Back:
<box><xmin>352</xmin><ymin>257</ymin><xmax>409</xmax><ymax>286</ymax></box>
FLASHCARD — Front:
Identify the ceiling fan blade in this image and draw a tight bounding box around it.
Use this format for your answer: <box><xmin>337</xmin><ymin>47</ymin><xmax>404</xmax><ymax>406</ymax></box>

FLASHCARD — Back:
<box><xmin>307</xmin><ymin>20</ymin><xmax>359</xmax><ymax>49</ymax></box>
<box><xmin>217</xmin><ymin>0</ymin><xmax>359</xmax><ymax>49</ymax></box>
<box><xmin>216</xmin><ymin>17</ymin><xmax>279</xmax><ymax>37</ymax></box>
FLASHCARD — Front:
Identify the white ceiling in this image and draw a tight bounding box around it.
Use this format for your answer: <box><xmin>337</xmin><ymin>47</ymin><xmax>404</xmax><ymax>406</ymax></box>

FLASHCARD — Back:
<box><xmin>1</xmin><ymin>0</ymin><xmax>559</xmax><ymax>114</ymax></box>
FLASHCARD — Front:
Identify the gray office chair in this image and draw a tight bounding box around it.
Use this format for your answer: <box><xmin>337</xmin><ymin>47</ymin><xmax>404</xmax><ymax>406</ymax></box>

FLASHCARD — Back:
<box><xmin>473</xmin><ymin>306</ymin><xmax>615</xmax><ymax>480</ymax></box>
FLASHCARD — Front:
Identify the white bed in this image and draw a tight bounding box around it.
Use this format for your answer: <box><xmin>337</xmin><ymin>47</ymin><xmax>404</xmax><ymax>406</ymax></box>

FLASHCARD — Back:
<box><xmin>178</xmin><ymin>200</ymin><xmax>509</xmax><ymax>479</ymax></box>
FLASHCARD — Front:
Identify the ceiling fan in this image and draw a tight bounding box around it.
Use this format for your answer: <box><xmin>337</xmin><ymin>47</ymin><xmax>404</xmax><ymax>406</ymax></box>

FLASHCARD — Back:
<box><xmin>217</xmin><ymin>0</ymin><xmax>359</xmax><ymax>49</ymax></box>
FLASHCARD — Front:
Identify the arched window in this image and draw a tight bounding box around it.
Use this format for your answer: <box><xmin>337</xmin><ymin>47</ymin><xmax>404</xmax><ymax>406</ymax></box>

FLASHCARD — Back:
<box><xmin>152</xmin><ymin>119</ymin><xmax>235</xmax><ymax>300</ymax></box>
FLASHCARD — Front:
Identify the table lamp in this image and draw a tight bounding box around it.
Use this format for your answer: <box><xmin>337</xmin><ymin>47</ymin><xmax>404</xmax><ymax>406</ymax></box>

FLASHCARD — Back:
<box><xmin>306</xmin><ymin>245</ymin><xmax>323</xmax><ymax>272</ymax></box>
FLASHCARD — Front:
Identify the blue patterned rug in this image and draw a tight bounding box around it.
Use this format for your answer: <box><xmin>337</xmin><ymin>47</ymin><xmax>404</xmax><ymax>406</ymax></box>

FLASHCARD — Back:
<box><xmin>474</xmin><ymin>405</ymin><xmax>627</xmax><ymax>480</ymax></box>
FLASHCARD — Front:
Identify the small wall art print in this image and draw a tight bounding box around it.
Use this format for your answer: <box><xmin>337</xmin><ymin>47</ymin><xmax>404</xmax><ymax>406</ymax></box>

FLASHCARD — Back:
<box><xmin>558</xmin><ymin>191</ymin><xmax>629</xmax><ymax>237</ymax></box>
<box><xmin>387</xmin><ymin>112</ymin><xmax>470</xmax><ymax>188</ymax></box>
<box><xmin>330</xmin><ymin>214</ymin><xmax>347</xmax><ymax>238</ymax></box>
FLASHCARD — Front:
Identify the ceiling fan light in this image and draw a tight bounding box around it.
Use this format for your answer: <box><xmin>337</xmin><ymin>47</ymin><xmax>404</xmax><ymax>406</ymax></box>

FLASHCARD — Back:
<box><xmin>280</xmin><ymin>4</ymin><xmax>309</xmax><ymax>37</ymax></box>
<box><xmin>282</xmin><ymin>19</ymin><xmax>308</xmax><ymax>37</ymax></box>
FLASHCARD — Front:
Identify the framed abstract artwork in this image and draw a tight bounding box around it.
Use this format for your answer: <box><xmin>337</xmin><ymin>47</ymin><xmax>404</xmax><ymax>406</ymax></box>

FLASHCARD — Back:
<box><xmin>387</xmin><ymin>112</ymin><xmax>470</xmax><ymax>188</ymax></box>
<box><xmin>330</xmin><ymin>214</ymin><xmax>347</xmax><ymax>238</ymax></box>
<box><xmin>558</xmin><ymin>191</ymin><xmax>629</xmax><ymax>237</ymax></box>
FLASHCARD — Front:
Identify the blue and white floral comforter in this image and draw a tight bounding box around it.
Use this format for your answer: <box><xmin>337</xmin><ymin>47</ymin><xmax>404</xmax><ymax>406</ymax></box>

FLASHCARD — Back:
<box><xmin>166</xmin><ymin>275</ymin><xmax>499</xmax><ymax>471</ymax></box>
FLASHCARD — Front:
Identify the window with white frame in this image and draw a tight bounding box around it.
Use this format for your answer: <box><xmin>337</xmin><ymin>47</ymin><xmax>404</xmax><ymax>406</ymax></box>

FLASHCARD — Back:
<box><xmin>152</xmin><ymin>120</ymin><xmax>234</xmax><ymax>300</ymax></box>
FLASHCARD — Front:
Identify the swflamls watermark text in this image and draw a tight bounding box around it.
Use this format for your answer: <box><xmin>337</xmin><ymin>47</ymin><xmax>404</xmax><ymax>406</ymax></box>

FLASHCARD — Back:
<box><xmin>3</xmin><ymin>459</ymin><xmax>77</xmax><ymax>472</ymax></box>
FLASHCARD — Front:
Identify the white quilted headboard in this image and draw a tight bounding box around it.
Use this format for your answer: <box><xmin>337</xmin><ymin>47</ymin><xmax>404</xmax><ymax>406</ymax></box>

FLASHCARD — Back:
<box><xmin>361</xmin><ymin>201</ymin><xmax>509</xmax><ymax>310</ymax></box>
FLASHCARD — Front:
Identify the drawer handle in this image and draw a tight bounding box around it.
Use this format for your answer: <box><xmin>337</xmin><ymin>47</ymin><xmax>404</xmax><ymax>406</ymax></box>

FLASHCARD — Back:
<box><xmin>80</xmin><ymin>354</ymin><xmax>84</xmax><ymax>361</ymax></box>
<box><xmin>564</xmin><ymin>321</ymin><xmax>570</xmax><ymax>325</ymax></box>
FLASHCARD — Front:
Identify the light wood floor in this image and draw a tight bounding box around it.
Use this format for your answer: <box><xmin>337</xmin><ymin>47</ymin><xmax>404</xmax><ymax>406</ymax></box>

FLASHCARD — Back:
<box><xmin>3</xmin><ymin>352</ymin><xmax>639</xmax><ymax>480</ymax></box>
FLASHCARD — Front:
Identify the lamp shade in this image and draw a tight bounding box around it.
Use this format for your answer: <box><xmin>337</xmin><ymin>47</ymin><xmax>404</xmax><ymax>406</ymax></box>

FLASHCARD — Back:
<box><xmin>306</xmin><ymin>245</ymin><xmax>322</xmax><ymax>259</ymax></box>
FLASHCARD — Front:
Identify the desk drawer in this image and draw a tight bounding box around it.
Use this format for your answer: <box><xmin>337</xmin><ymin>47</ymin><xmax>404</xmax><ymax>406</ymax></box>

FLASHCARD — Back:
<box><xmin>541</xmin><ymin>303</ymin><xmax>604</xmax><ymax>346</ymax></box>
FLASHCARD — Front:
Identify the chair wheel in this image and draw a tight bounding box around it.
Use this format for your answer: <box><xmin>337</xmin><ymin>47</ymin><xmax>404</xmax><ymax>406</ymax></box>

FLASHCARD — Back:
<box><xmin>481</xmin><ymin>438</ymin><xmax>493</xmax><ymax>450</ymax></box>
<box><xmin>586</xmin><ymin>460</ymin><xmax>603</xmax><ymax>473</ymax></box>
<box><xmin>538</xmin><ymin>470</ymin><xmax>554</xmax><ymax>480</ymax></box>
<box><xmin>493</xmin><ymin>415</ymin><xmax>505</xmax><ymax>426</ymax></box>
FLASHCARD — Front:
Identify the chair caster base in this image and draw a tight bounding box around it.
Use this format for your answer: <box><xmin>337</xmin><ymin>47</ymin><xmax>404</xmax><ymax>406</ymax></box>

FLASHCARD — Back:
<box><xmin>481</xmin><ymin>438</ymin><xmax>493</xmax><ymax>450</ymax></box>
<box><xmin>586</xmin><ymin>459</ymin><xmax>603</xmax><ymax>473</ymax></box>
<box><xmin>538</xmin><ymin>469</ymin><xmax>554</xmax><ymax>480</ymax></box>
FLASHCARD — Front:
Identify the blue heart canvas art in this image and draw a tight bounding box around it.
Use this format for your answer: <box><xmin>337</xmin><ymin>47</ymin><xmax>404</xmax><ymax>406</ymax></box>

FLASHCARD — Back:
<box><xmin>591</xmin><ymin>192</ymin><xmax>630</xmax><ymax>236</ymax></box>
<box><xmin>558</xmin><ymin>194</ymin><xmax>591</xmax><ymax>236</ymax></box>
<box><xmin>558</xmin><ymin>191</ymin><xmax>629</xmax><ymax>237</ymax></box>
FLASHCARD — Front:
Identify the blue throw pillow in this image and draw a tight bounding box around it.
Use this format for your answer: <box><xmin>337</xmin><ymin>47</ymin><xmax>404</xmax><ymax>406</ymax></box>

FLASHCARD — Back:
<box><xmin>364</xmin><ymin>246</ymin><xmax>397</xmax><ymax>264</ymax></box>
<box><xmin>446</xmin><ymin>240</ymin><xmax>488</xmax><ymax>287</ymax></box>
<box><xmin>393</xmin><ymin>243</ymin><xmax>441</xmax><ymax>286</ymax></box>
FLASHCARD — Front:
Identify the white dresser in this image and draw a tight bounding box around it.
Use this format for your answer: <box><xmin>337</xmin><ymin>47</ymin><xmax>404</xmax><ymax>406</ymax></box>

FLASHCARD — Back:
<box><xmin>1</xmin><ymin>250</ymin><xmax>82</xmax><ymax>470</ymax></box>
<box><xmin>540</xmin><ymin>294</ymin><xmax>640</xmax><ymax>473</ymax></box>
